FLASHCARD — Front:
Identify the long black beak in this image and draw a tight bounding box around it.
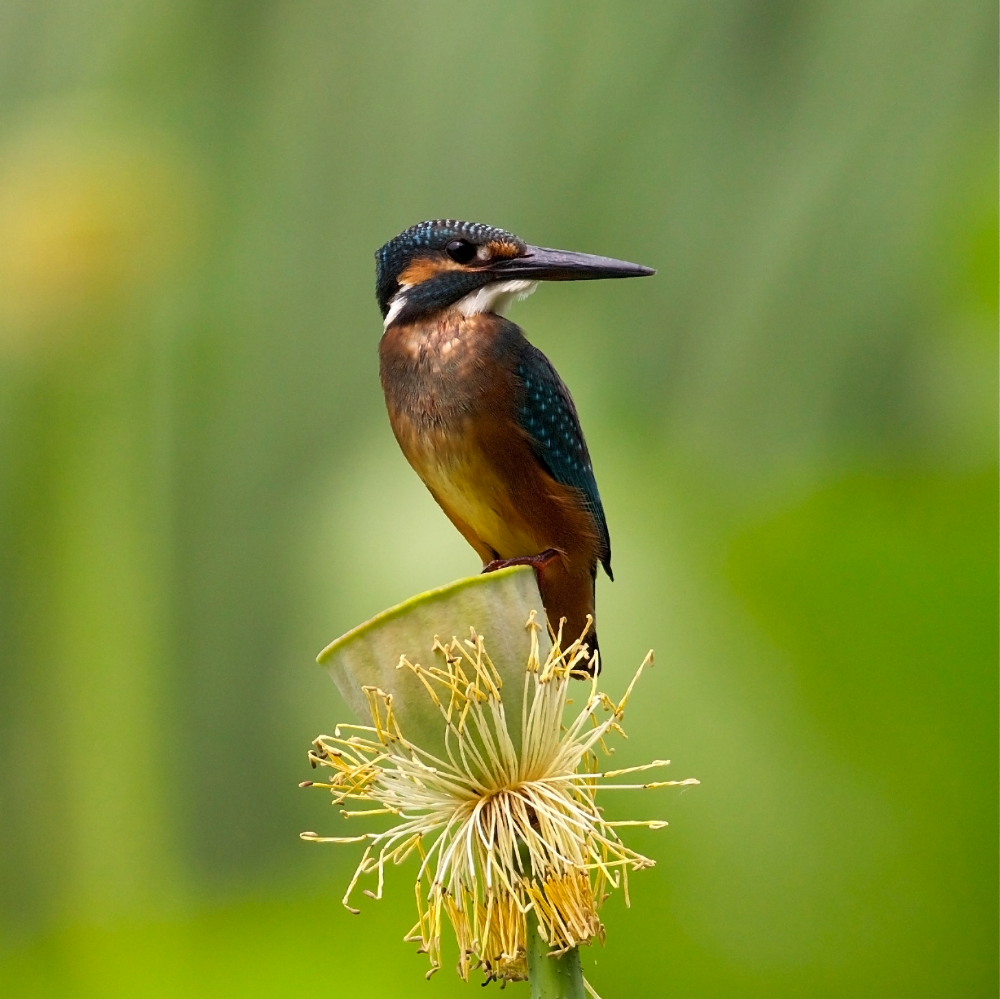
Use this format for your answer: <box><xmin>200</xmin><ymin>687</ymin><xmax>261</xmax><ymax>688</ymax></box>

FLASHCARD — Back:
<box><xmin>491</xmin><ymin>244</ymin><xmax>655</xmax><ymax>281</ymax></box>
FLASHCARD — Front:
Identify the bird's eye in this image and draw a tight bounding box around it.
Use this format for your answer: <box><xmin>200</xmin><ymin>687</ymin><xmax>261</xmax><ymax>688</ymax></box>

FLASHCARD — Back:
<box><xmin>445</xmin><ymin>239</ymin><xmax>478</xmax><ymax>264</ymax></box>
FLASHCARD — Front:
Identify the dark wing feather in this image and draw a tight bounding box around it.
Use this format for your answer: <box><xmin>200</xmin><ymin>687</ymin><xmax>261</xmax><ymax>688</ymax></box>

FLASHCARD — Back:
<box><xmin>515</xmin><ymin>342</ymin><xmax>612</xmax><ymax>578</ymax></box>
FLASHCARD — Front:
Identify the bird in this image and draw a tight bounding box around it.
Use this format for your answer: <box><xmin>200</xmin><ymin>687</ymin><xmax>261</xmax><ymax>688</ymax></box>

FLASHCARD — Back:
<box><xmin>375</xmin><ymin>219</ymin><xmax>654</xmax><ymax>672</ymax></box>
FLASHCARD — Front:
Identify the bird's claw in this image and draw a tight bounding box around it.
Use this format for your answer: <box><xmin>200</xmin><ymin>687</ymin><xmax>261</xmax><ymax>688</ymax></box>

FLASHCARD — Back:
<box><xmin>482</xmin><ymin>548</ymin><xmax>562</xmax><ymax>575</ymax></box>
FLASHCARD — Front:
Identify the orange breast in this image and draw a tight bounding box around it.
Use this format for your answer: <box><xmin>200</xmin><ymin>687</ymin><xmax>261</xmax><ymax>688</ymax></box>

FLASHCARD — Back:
<box><xmin>379</xmin><ymin>313</ymin><xmax>602</xmax><ymax>576</ymax></box>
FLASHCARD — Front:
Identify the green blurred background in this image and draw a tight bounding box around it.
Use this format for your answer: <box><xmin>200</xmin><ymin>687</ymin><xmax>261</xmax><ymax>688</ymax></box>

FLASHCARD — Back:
<box><xmin>0</xmin><ymin>2</ymin><xmax>995</xmax><ymax>996</ymax></box>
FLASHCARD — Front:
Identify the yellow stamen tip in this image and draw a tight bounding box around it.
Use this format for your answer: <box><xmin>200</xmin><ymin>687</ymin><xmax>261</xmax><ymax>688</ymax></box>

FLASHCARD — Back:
<box><xmin>303</xmin><ymin>617</ymin><xmax>696</xmax><ymax>982</ymax></box>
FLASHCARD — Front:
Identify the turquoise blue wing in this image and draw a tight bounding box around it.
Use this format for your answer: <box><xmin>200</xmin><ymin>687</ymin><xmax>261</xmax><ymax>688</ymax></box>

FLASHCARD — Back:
<box><xmin>516</xmin><ymin>343</ymin><xmax>612</xmax><ymax>578</ymax></box>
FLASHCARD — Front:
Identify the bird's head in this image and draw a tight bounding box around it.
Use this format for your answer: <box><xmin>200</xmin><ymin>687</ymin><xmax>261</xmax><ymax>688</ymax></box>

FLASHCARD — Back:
<box><xmin>375</xmin><ymin>219</ymin><xmax>654</xmax><ymax>327</ymax></box>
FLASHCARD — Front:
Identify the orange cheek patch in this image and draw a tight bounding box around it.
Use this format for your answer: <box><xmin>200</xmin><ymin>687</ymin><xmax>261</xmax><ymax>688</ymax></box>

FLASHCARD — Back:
<box><xmin>488</xmin><ymin>240</ymin><xmax>523</xmax><ymax>260</ymax></box>
<box><xmin>399</xmin><ymin>257</ymin><xmax>462</xmax><ymax>286</ymax></box>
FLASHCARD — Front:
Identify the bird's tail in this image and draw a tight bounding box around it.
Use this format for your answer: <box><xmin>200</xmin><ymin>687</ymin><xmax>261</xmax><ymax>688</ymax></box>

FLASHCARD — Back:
<box><xmin>537</xmin><ymin>564</ymin><xmax>601</xmax><ymax>676</ymax></box>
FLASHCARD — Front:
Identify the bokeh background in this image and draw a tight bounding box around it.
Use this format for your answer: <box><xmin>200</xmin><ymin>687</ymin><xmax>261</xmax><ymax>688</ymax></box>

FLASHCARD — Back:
<box><xmin>0</xmin><ymin>2</ymin><xmax>995</xmax><ymax>996</ymax></box>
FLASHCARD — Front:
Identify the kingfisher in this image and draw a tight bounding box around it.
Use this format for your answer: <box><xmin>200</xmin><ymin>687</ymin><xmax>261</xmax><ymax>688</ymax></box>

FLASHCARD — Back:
<box><xmin>376</xmin><ymin>219</ymin><xmax>654</xmax><ymax>672</ymax></box>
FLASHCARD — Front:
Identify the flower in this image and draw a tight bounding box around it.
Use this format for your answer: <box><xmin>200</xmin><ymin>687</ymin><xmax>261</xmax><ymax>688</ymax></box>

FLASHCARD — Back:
<box><xmin>301</xmin><ymin>611</ymin><xmax>697</xmax><ymax>983</ymax></box>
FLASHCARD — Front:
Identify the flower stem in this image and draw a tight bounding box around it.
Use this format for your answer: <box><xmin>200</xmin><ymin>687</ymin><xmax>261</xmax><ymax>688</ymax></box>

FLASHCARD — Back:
<box><xmin>527</xmin><ymin>914</ymin><xmax>586</xmax><ymax>999</ymax></box>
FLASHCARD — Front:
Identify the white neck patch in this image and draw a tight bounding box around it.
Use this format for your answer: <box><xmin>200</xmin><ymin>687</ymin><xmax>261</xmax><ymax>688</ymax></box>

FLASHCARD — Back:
<box><xmin>453</xmin><ymin>279</ymin><xmax>539</xmax><ymax>318</ymax></box>
<box><xmin>383</xmin><ymin>278</ymin><xmax>539</xmax><ymax>329</ymax></box>
<box><xmin>383</xmin><ymin>286</ymin><xmax>411</xmax><ymax>328</ymax></box>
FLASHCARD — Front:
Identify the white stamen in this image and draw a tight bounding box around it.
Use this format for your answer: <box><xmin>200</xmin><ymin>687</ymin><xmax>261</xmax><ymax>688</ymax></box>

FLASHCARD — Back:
<box><xmin>303</xmin><ymin>620</ymin><xmax>697</xmax><ymax>983</ymax></box>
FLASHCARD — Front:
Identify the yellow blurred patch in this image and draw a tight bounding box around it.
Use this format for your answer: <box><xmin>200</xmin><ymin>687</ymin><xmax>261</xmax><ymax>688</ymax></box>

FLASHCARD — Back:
<box><xmin>0</xmin><ymin>99</ymin><xmax>203</xmax><ymax>359</ymax></box>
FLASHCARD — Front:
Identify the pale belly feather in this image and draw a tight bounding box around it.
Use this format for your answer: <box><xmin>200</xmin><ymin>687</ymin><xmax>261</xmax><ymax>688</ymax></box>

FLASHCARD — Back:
<box><xmin>405</xmin><ymin>426</ymin><xmax>539</xmax><ymax>558</ymax></box>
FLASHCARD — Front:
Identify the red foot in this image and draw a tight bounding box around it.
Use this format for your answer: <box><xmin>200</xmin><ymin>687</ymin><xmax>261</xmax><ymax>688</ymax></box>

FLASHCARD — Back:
<box><xmin>482</xmin><ymin>548</ymin><xmax>562</xmax><ymax>574</ymax></box>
